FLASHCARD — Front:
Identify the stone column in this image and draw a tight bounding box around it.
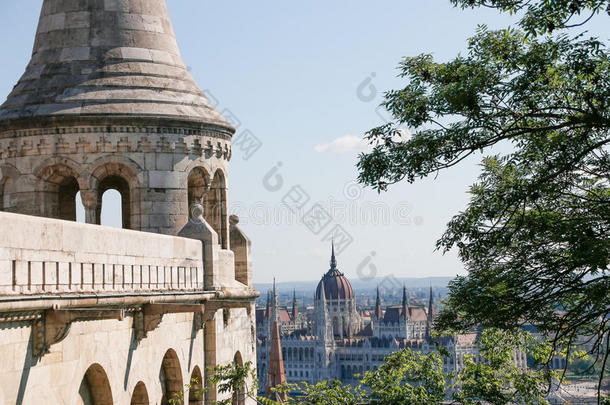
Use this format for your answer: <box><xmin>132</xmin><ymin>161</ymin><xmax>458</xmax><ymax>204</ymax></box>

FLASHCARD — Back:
<box><xmin>80</xmin><ymin>190</ymin><xmax>98</xmax><ymax>224</ymax></box>
<box><xmin>178</xmin><ymin>204</ymin><xmax>220</xmax><ymax>290</ymax></box>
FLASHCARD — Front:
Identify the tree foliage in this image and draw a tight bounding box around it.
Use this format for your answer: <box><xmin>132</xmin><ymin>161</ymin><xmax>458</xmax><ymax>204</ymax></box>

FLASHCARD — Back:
<box><xmin>356</xmin><ymin>0</ymin><xmax>610</xmax><ymax>389</ymax></box>
<box><xmin>451</xmin><ymin>0</ymin><xmax>610</xmax><ymax>36</ymax></box>
<box><xmin>199</xmin><ymin>329</ymin><xmax>553</xmax><ymax>404</ymax></box>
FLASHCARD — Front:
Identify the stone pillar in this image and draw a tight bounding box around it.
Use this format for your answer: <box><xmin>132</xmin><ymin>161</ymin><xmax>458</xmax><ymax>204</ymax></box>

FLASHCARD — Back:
<box><xmin>229</xmin><ymin>215</ymin><xmax>252</xmax><ymax>286</ymax></box>
<box><xmin>80</xmin><ymin>190</ymin><xmax>98</xmax><ymax>224</ymax></box>
<box><xmin>178</xmin><ymin>204</ymin><xmax>220</xmax><ymax>290</ymax></box>
<box><xmin>204</xmin><ymin>313</ymin><xmax>218</xmax><ymax>405</ymax></box>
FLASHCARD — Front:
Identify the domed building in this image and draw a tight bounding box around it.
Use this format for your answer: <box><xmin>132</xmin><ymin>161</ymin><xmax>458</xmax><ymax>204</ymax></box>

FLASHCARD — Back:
<box><xmin>314</xmin><ymin>243</ymin><xmax>362</xmax><ymax>338</ymax></box>
<box><xmin>254</xmin><ymin>243</ymin><xmax>512</xmax><ymax>390</ymax></box>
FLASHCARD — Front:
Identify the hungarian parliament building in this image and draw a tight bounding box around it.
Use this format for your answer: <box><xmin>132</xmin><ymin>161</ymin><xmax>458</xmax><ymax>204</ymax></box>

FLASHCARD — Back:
<box><xmin>255</xmin><ymin>244</ymin><xmax>526</xmax><ymax>387</ymax></box>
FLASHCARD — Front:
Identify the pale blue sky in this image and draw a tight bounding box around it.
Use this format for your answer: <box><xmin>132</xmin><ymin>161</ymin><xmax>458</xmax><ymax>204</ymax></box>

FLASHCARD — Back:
<box><xmin>1</xmin><ymin>1</ymin><xmax>608</xmax><ymax>283</ymax></box>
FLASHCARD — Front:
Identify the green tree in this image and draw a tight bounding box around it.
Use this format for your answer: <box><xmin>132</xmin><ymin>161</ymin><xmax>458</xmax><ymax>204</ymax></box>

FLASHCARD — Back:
<box><xmin>361</xmin><ymin>349</ymin><xmax>447</xmax><ymax>404</ymax></box>
<box><xmin>202</xmin><ymin>329</ymin><xmax>552</xmax><ymax>404</ymax></box>
<box><xmin>356</xmin><ymin>0</ymin><xmax>610</xmax><ymax>392</ymax></box>
<box><xmin>455</xmin><ymin>329</ymin><xmax>552</xmax><ymax>405</ymax></box>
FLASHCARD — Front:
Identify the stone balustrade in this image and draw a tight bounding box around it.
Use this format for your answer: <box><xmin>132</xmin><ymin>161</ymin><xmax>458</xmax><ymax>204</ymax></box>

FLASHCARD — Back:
<box><xmin>0</xmin><ymin>211</ymin><xmax>206</xmax><ymax>305</ymax></box>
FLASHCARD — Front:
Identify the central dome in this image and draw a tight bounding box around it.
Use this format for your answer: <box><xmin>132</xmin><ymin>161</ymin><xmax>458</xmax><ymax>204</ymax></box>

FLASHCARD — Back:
<box><xmin>315</xmin><ymin>244</ymin><xmax>354</xmax><ymax>300</ymax></box>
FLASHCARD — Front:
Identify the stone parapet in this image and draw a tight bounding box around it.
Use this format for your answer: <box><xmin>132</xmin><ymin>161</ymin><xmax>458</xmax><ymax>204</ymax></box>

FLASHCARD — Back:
<box><xmin>0</xmin><ymin>210</ymin><xmax>205</xmax><ymax>304</ymax></box>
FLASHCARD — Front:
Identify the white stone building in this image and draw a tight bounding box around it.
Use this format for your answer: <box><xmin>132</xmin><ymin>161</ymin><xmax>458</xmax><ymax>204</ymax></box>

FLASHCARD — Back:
<box><xmin>256</xmin><ymin>245</ymin><xmax>528</xmax><ymax>388</ymax></box>
<box><xmin>0</xmin><ymin>1</ymin><xmax>257</xmax><ymax>404</ymax></box>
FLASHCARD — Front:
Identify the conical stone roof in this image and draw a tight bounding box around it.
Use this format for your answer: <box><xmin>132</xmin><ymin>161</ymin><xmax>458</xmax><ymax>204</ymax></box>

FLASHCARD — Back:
<box><xmin>0</xmin><ymin>0</ymin><xmax>232</xmax><ymax>132</ymax></box>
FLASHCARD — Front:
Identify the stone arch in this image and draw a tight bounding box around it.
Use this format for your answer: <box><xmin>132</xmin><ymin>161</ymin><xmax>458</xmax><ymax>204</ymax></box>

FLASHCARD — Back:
<box><xmin>90</xmin><ymin>158</ymin><xmax>141</xmax><ymax>230</ymax></box>
<box><xmin>33</xmin><ymin>159</ymin><xmax>86</xmax><ymax>221</ymax></box>
<box><xmin>188</xmin><ymin>366</ymin><xmax>203</xmax><ymax>405</ymax></box>
<box><xmin>187</xmin><ymin>166</ymin><xmax>211</xmax><ymax>214</ymax></box>
<box><xmin>232</xmin><ymin>352</ymin><xmax>246</xmax><ymax>405</ymax></box>
<box><xmin>0</xmin><ymin>164</ymin><xmax>20</xmax><ymax>212</ymax></box>
<box><xmin>130</xmin><ymin>381</ymin><xmax>149</xmax><ymax>405</ymax></box>
<box><xmin>206</xmin><ymin>168</ymin><xmax>228</xmax><ymax>249</ymax></box>
<box><xmin>332</xmin><ymin>316</ymin><xmax>339</xmax><ymax>337</ymax></box>
<box><xmin>160</xmin><ymin>349</ymin><xmax>183</xmax><ymax>405</ymax></box>
<box><xmin>78</xmin><ymin>363</ymin><xmax>113</xmax><ymax>405</ymax></box>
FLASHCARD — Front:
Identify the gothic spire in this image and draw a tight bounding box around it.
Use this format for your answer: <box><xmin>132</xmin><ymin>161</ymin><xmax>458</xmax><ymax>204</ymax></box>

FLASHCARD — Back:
<box><xmin>428</xmin><ymin>285</ymin><xmax>435</xmax><ymax>319</ymax></box>
<box><xmin>272</xmin><ymin>278</ymin><xmax>279</xmax><ymax>323</ymax></box>
<box><xmin>375</xmin><ymin>286</ymin><xmax>383</xmax><ymax>319</ymax></box>
<box><xmin>425</xmin><ymin>286</ymin><xmax>435</xmax><ymax>340</ymax></box>
<box><xmin>330</xmin><ymin>240</ymin><xmax>337</xmax><ymax>270</ymax></box>
<box><xmin>291</xmin><ymin>289</ymin><xmax>298</xmax><ymax>321</ymax></box>
<box><xmin>265</xmin><ymin>320</ymin><xmax>287</xmax><ymax>402</ymax></box>
<box><xmin>402</xmin><ymin>285</ymin><xmax>410</xmax><ymax>320</ymax></box>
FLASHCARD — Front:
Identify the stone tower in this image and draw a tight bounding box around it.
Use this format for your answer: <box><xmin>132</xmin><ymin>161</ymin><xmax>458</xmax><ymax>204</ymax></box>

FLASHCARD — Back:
<box><xmin>0</xmin><ymin>2</ymin><xmax>257</xmax><ymax>404</ymax></box>
<box><xmin>0</xmin><ymin>0</ymin><xmax>233</xmax><ymax>241</ymax></box>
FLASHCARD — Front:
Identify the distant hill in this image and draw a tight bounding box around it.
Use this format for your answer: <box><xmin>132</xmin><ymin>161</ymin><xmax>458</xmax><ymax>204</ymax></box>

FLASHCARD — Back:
<box><xmin>254</xmin><ymin>276</ymin><xmax>454</xmax><ymax>295</ymax></box>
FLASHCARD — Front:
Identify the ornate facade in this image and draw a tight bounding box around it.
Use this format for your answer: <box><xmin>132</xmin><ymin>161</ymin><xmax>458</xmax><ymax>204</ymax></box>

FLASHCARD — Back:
<box><xmin>256</xmin><ymin>245</ymin><xmax>527</xmax><ymax>388</ymax></box>
<box><xmin>0</xmin><ymin>1</ymin><xmax>256</xmax><ymax>404</ymax></box>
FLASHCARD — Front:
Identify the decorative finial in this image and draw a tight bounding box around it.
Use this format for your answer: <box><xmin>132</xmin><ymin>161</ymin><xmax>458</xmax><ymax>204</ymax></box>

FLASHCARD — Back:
<box><xmin>190</xmin><ymin>203</ymin><xmax>204</xmax><ymax>219</ymax></box>
<box><xmin>229</xmin><ymin>214</ymin><xmax>239</xmax><ymax>226</ymax></box>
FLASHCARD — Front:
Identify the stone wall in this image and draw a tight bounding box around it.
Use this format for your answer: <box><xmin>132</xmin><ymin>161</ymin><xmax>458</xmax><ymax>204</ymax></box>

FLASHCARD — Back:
<box><xmin>0</xmin><ymin>124</ymin><xmax>232</xmax><ymax>236</ymax></box>
<box><xmin>0</xmin><ymin>211</ymin><xmax>204</xmax><ymax>297</ymax></box>
<box><xmin>0</xmin><ymin>211</ymin><xmax>257</xmax><ymax>404</ymax></box>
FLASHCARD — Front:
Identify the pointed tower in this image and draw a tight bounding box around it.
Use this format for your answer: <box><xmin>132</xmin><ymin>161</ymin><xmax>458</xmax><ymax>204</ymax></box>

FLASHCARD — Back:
<box><xmin>375</xmin><ymin>287</ymin><xmax>383</xmax><ymax>319</ymax></box>
<box><xmin>0</xmin><ymin>0</ymin><xmax>234</xmax><ymax>238</ymax></box>
<box><xmin>402</xmin><ymin>286</ymin><xmax>410</xmax><ymax>320</ymax></box>
<box><xmin>268</xmin><ymin>279</ymin><xmax>279</xmax><ymax>339</ymax></box>
<box><xmin>426</xmin><ymin>286</ymin><xmax>436</xmax><ymax>340</ymax></box>
<box><xmin>291</xmin><ymin>289</ymin><xmax>298</xmax><ymax>322</ymax></box>
<box><xmin>428</xmin><ymin>286</ymin><xmax>436</xmax><ymax>320</ymax></box>
<box><xmin>265</xmin><ymin>320</ymin><xmax>287</xmax><ymax>402</ymax></box>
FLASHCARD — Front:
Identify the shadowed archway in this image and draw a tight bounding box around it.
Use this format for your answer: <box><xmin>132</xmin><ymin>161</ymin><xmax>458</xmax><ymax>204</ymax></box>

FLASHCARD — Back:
<box><xmin>188</xmin><ymin>366</ymin><xmax>203</xmax><ymax>405</ymax></box>
<box><xmin>130</xmin><ymin>381</ymin><xmax>149</xmax><ymax>405</ymax></box>
<box><xmin>160</xmin><ymin>349</ymin><xmax>183</xmax><ymax>405</ymax></box>
<box><xmin>78</xmin><ymin>364</ymin><xmax>113</xmax><ymax>405</ymax></box>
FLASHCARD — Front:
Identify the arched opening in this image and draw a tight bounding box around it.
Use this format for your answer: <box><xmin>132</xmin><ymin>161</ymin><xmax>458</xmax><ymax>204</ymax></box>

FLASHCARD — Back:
<box><xmin>333</xmin><ymin>316</ymin><xmax>340</xmax><ymax>338</ymax></box>
<box><xmin>36</xmin><ymin>164</ymin><xmax>83</xmax><ymax>221</ymax></box>
<box><xmin>96</xmin><ymin>175</ymin><xmax>130</xmax><ymax>228</ymax></box>
<box><xmin>189</xmin><ymin>366</ymin><xmax>203</xmax><ymax>405</ymax></box>
<box><xmin>206</xmin><ymin>170</ymin><xmax>228</xmax><ymax>249</ymax></box>
<box><xmin>75</xmin><ymin>191</ymin><xmax>86</xmax><ymax>223</ymax></box>
<box><xmin>58</xmin><ymin>176</ymin><xmax>80</xmax><ymax>220</ymax></box>
<box><xmin>100</xmin><ymin>189</ymin><xmax>123</xmax><ymax>228</ymax></box>
<box><xmin>160</xmin><ymin>349</ymin><xmax>183</xmax><ymax>405</ymax></box>
<box><xmin>187</xmin><ymin>167</ymin><xmax>228</xmax><ymax>248</ymax></box>
<box><xmin>0</xmin><ymin>178</ymin><xmax>7</xmax><ymax>211</ymax></box>
<box><xmin>78</xmin><ymin>364</ymin><xmax>113</xmax><ymax>405</ymax></box>
<box><xmin>232</xmin><ymin>352</ymin><xmax>246</xmax><ymax>405</ymax></box>
<box><xmin>187</xmin><ymin>167</ymin><xmax>209</xmax><ymax>215</ymax></box>
<box><xmin>130</xmin><ymin>381</ymin><xmax>149</xmax><ymax>405</ymax></box>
